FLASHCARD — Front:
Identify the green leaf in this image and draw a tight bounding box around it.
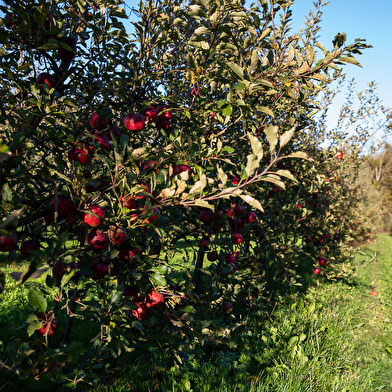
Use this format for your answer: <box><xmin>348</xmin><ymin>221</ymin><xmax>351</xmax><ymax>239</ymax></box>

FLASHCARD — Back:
<box><xmin>283</xmin><ymin>151</ymin><xmax>312</xmax><ymax>160</ymax></box>
<box><xmin>27</xmin><ymin>287</ymin><xmax>47</xmax><ymax>312</ymax></box>
<box><xmin>280</xmin><ymin>126</ymin><xmax>295</xmax><ymax>148</ymax></box>
<box><xmin>193</xmin><ymin>200</ymin><xmax>213</xmax><ymax>209</ymax></box>
<box><xmin>258</xmin><ymin>106</ymin><xmax>274</xmax><ymax>118</ymax></box>
<box><xmin>276</xmin><ymin>169</ymin><xmax>296</xmax><ymax>182</ymax></box>
<box><xmin>227</xmin><ymin>62</ymin><xmax>243</xmax><ymax>78</ymax></box>
<box><xmin>249</xmin><ymin>133</ymin><xmax>263</xmax><ymax>158</ymax></box>
<box><xmin>182</xmin><ymin>305</ymin><xmax>196</xmax><ymax>313</ymax></box>
<box><xmin>222</xmin><ymin>104</ymin><xmax>233</xmax><ymax>116</ymax></box>
<box><xmin>238</xmin><ymin>193</ymin><xmax>264</xmax><ymax>212</ymax></box>
<box><xmin>188</xmin><ymin>5</ymin><xmax>206</xmax><ymax>19</ymax></box>
<box><xmin>265</xmin><ymin>125</ymin><xmax>278</xmax><ymax>152</ymax></box>
<box><xmin>2</xmin><ymin>184</ymin><xmax>12</xmax><ymax>202</ymax></box>
<box><xmin>217</xmin><ymin>166</ymin><xmax>228</xmax><ymax>186</ymax></box>
<box><xmin>149</xmin><ymin>273</ymin><xmax>167</xmax><ymax>287</ymax></box>
<box><xmin>339</xmin><ymin>56</ymin><xmax>362</xmax><ymax>67</ymax></box>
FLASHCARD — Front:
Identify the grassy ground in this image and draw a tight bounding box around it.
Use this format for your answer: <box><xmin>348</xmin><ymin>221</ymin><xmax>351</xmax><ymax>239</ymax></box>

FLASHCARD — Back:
<box><xmin>2</xmin><ymin>235</ymin><xmax>392</xmax><ymax>391</ymax></box>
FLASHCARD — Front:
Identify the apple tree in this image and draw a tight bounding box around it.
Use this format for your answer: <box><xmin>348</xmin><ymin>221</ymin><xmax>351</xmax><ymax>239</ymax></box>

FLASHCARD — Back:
<box><xmin>0</xmin><ymin>0</ymin><xmax>371</xmax><ymax>387</ymax></box>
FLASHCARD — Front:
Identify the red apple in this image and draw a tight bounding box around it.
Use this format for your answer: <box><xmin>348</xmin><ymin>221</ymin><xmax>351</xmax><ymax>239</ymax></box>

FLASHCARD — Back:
<box><xmin>370</xmin><ymin>290</ymin><xmax>377</xmax><ymax>296</ymax></box>
<box><xmin>68</xmin><ymin>147</ymin><xmax>89</xmax><ymax>165</ymax></box>
<box><xmin>132</xmin><ymin>302</ymin><xmax>151</xmax><ymax>320</ymax></box>
<box><xmin>231</xmin><ymin>233</ymin><xmax>243</xmax><ymax>245</ymax></box>
<box><xmin>84</xmin><ymin>205</ymin><xmax>105</xmax><ymax>227</ymax></box>
<box><xmin>50</xmin><ymin>197</ymin><xmax>74</xmax><ymax>218</ymax></box>
<box><xmin>199</xmin><ymin>238</ymin><xmax>209</xmax><ymax>249</ymax></box>
<box><xmin>225</xmin><ymin>254</ymin><xmax>235</xmax><ymax>264</ymax></box>
<box><xmin>118</xmin><ymin>246</ymin><xmax>139</xmax><ymax>264</ymax></box>
<box><xmin>336</xmin><ymin>151</ymin><xmax>343</xmax><ymax>159</ymax></box>
<box><xmin>124</xmin><ymin>112</ymin><xmax>145</xmax><ymax>133</ymax></box>
<box><xmin>105</xmin><ymin>125</ymin><xmax>122</xmax><ymax>139</ymax></box>
<box><xmin>155</xmin><ymin>117</ymin><xmax>170</xmax><ymax>133</ymax></box>
<box><xmin>90</xmin><ymin>111</ymin><xmax>110</xmax><ymax>130</ymax></box>
<box><xmin>156</xmin><ymin>106</ymin><xmax>172</xmax><ymax>120</ymax></box>
<box><xmin>91</xmin><ymin>133</ymin><xmax>111</xmax><ymax>151</ymax></box>
<box><xmin>20</xmin><ymin>240</ymin><xmax>40</xmax><ymax>258</ymax></box>
<box><xmin>86</xmin><ymin>228</ymin><xmax>109</xmax><ymax>252</ymax></box>
<box><xmin>233</xmin><ymin>203</ymin><xmax>245</xmax><ymax>216</ymax></box>
<box><xmin>0</xmin><ymin>231</ymin><xmax>18</xmax><ymax>252</ymax></box>
<box><xmin>318</xmin><ymin>257</ymin><xmax>327</xmax><ymax>266</ymax></box>
<box><xmin>247</xmin><ymin>212</ymin><xmax>257</xmax><ymax>223</ymax></box>
<box><xmin>120</xmin><ymin>195</ymin><xmax>138</xmax><ymax>210</ymax></box>
<box><xmin>199</xmin><ymin>210</ymin><xmax>211</xmax><ymax>224</ymax></box>
<box><xmin>145</xmin><ymin>291</ymin><xmax>164</xmax><ymax>310</ymax></box>
<box><xmin>143</xmin><ymin>160</ymin><xmax>159</xmax><ymax>172</ymax></box>
<box><xmin>37</xmin><ymin>72</ymin><xmax>56</xmax><ymax>89</ymax></box>
<box><xmin>53</xmin><ymin>261</ymin><xmax>64</xmax><ymax>281</ymax></box>
<box><xmin>140</xmin><ymin>106</ymin><xmax>156</xmax><ymax>122</ymax></box>
<box><xmin>91</xmin><ymin>259</ymin><xmax>108</xmax><ymax>280</ymax></box>
<box><xmin>172</xmin><ymin>164</ymin><xmax>191</xmax><ymax>176</ymax></box>
<box><xmin>123</xmin><ymin>286</ymin><xmax>139</xmax><ymax>302</ymax></box>
<box><xmin>313</xmin><ymin>267</ymin><xmax>321</xmax><ymax>275</ymax></box>
<box><xmin>109</xmin><ymin>224</ymin><xmax>127</xmax><ymax>245</ymax></box>
<box><xmin>34</xmin><ymin>312</ymin><xmax>58</xmax><ymax>337</ymax></box>
<box><xmin>222</xmin><ymin>301</ymin><xmax>233</xmax><ymax>313</ymax></box>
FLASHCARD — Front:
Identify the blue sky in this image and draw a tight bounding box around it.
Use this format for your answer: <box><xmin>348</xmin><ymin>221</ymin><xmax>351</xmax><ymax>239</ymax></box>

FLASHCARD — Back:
<box><xmin>289</xmin><ymin>0</ymin><xmax>392</xmax><ymax>133</ymax></box>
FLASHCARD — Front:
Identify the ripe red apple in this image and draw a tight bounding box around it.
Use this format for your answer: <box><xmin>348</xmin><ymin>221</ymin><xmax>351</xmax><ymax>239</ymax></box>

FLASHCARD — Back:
<box><xmin>90</xmin><ymin>111</ymin><xmax>110</xmax><ymax>130</ymax></box>
<box><xmin>143</xmin><ymin>160</ymin><xmax>159</xmax><ymax>172</ymax></box>
<box><xmin>229</xmin><ymin>175</ymin><xmax>240</xmax><ymax>185</ymax></box>
<box><xmin>370</xmin><ymin>290</ymin><xmax>377</xmax><ymax>296</ymax></box>
<box><xmin>53</xmin><ymin>261</ymin><xmax>64</xmax><ymax>281</ymax></box>
<box><xmin>140</xmin><ymin>106</ymin><xmax>156</xmax><ymax>122</ymax></box>
<box><xmin>145</xmin><ymin>291</ymin><xmax>164</xmax><ymax>310</ymax></box>
<box><xmin>84</xmin><ymin>205</ymin><xmax>105</xmax><ymax>227</ymax></box>
<box><xmin>155</xmin><ymin>116</ymin><xmax>170</xmax><ymax>133</ymax></box>
<box><xmin>207</xmin><ymin>251</ymin><xmax>218</xmax><ymax>262</ymax></box>
<box><xmin>143</xmin><ymin>207</ymin><xmax>160</xmax><ymax>224</ymax></box>
<box><xmin>50</xmin><ymin>197</ymin><xmax>74</xmax><ymax>218</ymax></box>
<box><xmin>318</xmin><ymin>257</ymin><xmax>327</xmax><ymax>266</ymax></box>
<box><xmin>247</xmin><ymin>212</ymin><xmax>257</xmax><ymax>223</ymax></box>
<box><xmin>135</xmin><ymin>183</ymin><xmax>151</xmax><ymax>200</ymax></box>
<box><xmin>313</xmin><ymin>267</ymin><xmax>321</xmax><ymax>275</ymax></box>
<box><xmin>124</xmin><ymin>112</ymin><xmax>145</xmax><ymax>133</ymax></box>
<box><xmin>91</xmin><ymin>133</ymin><xmax>111</xmax><ymax>151</ymax></box>
<box><xmin>172</xmin><ymin>164</ymin><xmax>191</xmax><ymax>176</ymax></box>
<box><xmin>123</xmin><ymin>286</ymin><xmax>139</xmax><ymax>302</ymax></box>
<box><xmin>336</xmin><ymin>151</ymin><xmax>343</xmax><ymax>159</ymax></box>
<box><xmin>232</xmin><ymin>233</ymin><xmax>243</xmax><ymax>245</ymax></box>
<box><xmin>34</xmin><ymin>312</ymin><xmax>58</xmax><ymax>337</ymax></box>
<box><xmin>120</xmin><ymin>195</ymin><xmax>138</xmax><ymax>210</ymax></box>
<box><xmin>86</xmin><ymin>228</ymin><xmax>109</xmax><ymax>252</ymax></box>
<box><xmin>91</xmin><ymin>259</ymin><xmax>109</xmax><ymax>280</ymax></box>
<box><xmin>109</xmin><ymin>224</ymin><xmax>127</xmax><ymax>245</ymax></box>
<box><xmin>233</xmin><ymin>203</ymin><xmax>245</xmax><ymax>216</ymax></box>
<box><xmin>37</xmin><ymin>72</ymin><xmax>56</xmax><ymax>90</ymax></box>
<box><xmin>105</xmin><ymin>125</ymin><xmax>122</xmax><ymax>139</ymax></box>
<box><xmin>225</xmin><ymin>254</ymin><xmax>235</xmax><ymax>264</ymax></box>
<box><xmin>0</xmin><ymin>231</ymin><xmax>18</xmax><ymax>252</ymax></box>
<box><xmin>132</xmin><ymin>302</ymin><xmax>151</xmax><ymax>320</ymax></box>
<box><xmin>68</xmin><ymin>147</ymin><xmax>89</xmax><ymax>165</ymax></box>
<box><xmin>222</xmin><ymin>301</ymin><xmax>233</xmax><ymax>313</ymax></box>
<box><xmin>199</xmin><ymin>210</ymin><xmax>211</xmax><ymax>224</ymax></box>
<box><xmin>156</xmin><ymin>106</ymin><xmax>172</xmax><ymax>120</ymax></box>
<box><xmin>213</xmin><ymin>210</ymin><xmax>223</xmax><ymax>221</ymax></box>
<box><xmin>118</xmin><ymin>246</ymin><xmax>139</xmax><ymax>264</ymax></box>
<box><xmin>20</xmin><ymin>240</ymin><xmax>40</xmax><ymax>258</ymax></box>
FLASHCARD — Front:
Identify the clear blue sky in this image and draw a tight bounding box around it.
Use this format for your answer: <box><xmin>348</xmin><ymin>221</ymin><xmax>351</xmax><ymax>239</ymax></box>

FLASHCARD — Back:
<box><xmin>289</xmin><ymin>0</ymin><xmax>392</xmax><ymax>132</ymax></box>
